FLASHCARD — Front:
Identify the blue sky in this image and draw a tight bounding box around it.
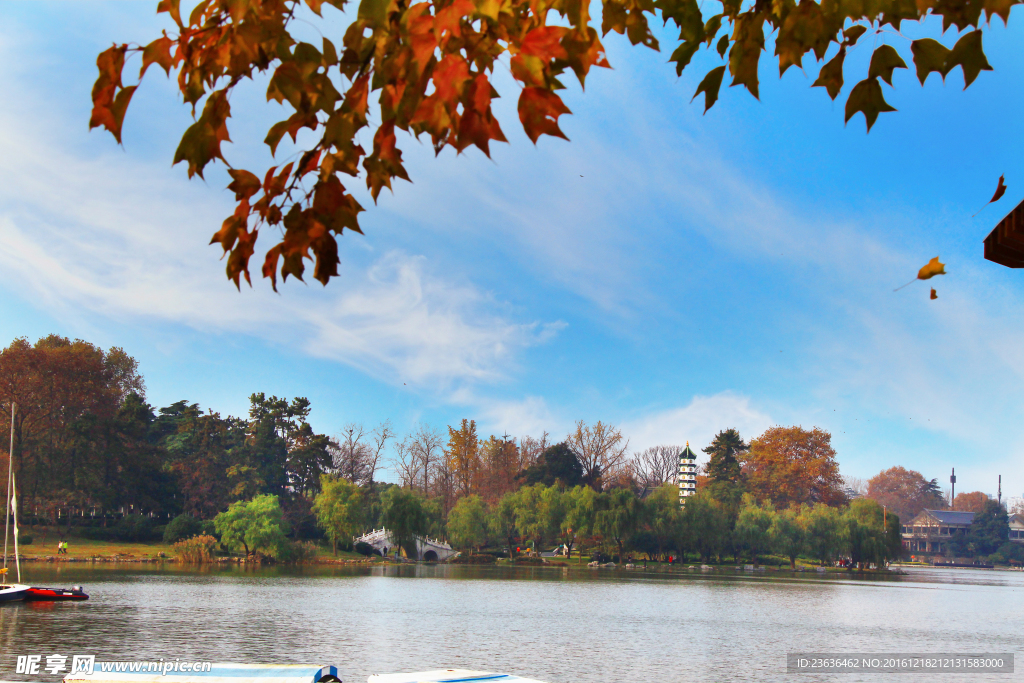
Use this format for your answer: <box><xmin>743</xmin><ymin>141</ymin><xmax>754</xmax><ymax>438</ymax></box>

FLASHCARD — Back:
<box><xmin>1</xmin><ymin>1</ymin><xmax>1022</xmax><ymax>497</ymax></box>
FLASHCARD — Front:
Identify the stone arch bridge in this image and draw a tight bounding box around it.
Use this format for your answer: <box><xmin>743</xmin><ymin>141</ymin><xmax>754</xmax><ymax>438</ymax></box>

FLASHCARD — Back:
<box><xmin>355</xmin><ymin>528</ymin><xmax>458</xmax><ymax>562</ymax></box>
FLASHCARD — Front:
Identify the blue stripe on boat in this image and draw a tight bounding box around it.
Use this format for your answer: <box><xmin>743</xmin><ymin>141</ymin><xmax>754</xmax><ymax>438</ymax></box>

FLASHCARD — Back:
<box><xmin>187</xmin><ymin>667</ymin><xmax>336</xmax><ymax>679</ymax></box>
<box><xmin>87</xmin><ymin>666</ymin><xmax>338</xmax><ymax>680</ymax></box>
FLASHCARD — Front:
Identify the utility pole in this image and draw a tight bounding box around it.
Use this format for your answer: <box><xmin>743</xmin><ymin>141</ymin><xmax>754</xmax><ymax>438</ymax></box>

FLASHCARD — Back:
<box><xmin>950</xmin><ymin>467</ymin><xmax>956</xmax><ymax>509</ymax></box>
<box><xmin>998</xmin><ymin>475</ymin><xmax>1002</xmax><ymax>507</ymax></box>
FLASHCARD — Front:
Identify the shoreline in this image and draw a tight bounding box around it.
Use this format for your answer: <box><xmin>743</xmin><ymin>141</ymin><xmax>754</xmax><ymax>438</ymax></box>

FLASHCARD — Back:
<box><xmin>1</xmin><ymin>554</ymin><xmax>921</xmax><ymax>575</ymax></box>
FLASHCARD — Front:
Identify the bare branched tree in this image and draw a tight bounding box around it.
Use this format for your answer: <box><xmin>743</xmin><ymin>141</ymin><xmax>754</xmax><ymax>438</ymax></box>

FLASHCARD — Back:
<box><xmin>842</xmin><ymin>475</ymin><xmax>868</xmax><ymax>497</ymax></box>
<box><xmin>392</xmin><ymin>436</ymin><xmax>421</xmax><ymax>491</ymax></box>
<box><xmin>434</xmin><ymin>451</ymin><xmax>456</xmax><ymax>520</ymax></box>
<box><xmin>333</xmin><ymin>423</ymin><xmax>372</xmax><ymax>484</ymax></box>
<box><xmin>409</xmin><ymin>423</ymin><xmax>445</xmax><ymax>495</ymax></box>
<box><xmin>630</xmin><ymin>445</ymin><xmax>682</xmax><ymax>498</ymax></box>
<box><xmin>517</xmin><ymin>431</ymin><xmax>550</xmax><ymax>471</ymax></box>
<box><xmin>367</xmin><ymin>419</ymin><xmax>395</xmax><ymax>486</ymax></box>
<box><xmin>566</xmin><ymin>420</ymin><xmax>629</xmax><ymax>490</ymax></box>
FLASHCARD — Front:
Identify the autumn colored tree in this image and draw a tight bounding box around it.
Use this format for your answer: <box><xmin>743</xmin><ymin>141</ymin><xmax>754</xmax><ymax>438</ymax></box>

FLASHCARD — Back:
<box><xmin>566</xmin><ymin>420</ymin><xmax>628</xmax><ymax>490</ymax></box>
<box><xmin>743</xmin><ymin>426</ymin><xmax>845</xmax><ymax>508</ymax></box>
<box><xmin>866</xmin><ymin>466</ymin><xmax>945</xmax><ymax>522</ymax></box>
<box><xmin>0</xmin><ymin>335</ymin><xmax>148</xmax><ymax>515</ymax></box>
<box><xmin>953</xmin><ymin>490</ymin><xmax>991</xmax><ymax>513</ymax></box>
<box><xmin>90</xmin><ymin>0</ymin><xmax>1011</xmax><ymax>288</ymax></box>
<box><xmin>445</xmin><ymin>419</ymin><xmax>480</xmax><ymax>498</ymax></box>
<box><xmin>478</xmin><ymin>434</ymin><xmax>520</xmax><ymax>502</ymax></box>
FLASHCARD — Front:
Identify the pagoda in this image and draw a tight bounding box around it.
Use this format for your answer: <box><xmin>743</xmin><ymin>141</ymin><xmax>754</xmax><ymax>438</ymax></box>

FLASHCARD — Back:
<box><xmin>678</xmin><ymin>442</ymin><xmax>697</xmax><ymax>504</ymax></box>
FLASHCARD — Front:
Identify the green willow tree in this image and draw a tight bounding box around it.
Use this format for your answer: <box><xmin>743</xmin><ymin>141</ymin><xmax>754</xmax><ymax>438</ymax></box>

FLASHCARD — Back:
<box><xmin>380</xmin><ymin>485</ymin><xmax>429</xmax><ymax>557</ymax></box>
<box><xmin>734</xmin><ymin>493</ymin><xmax>774</xmax><ymax>565</ymax></box>
<box><xmin>447</xmin><ymin>493</ymin><xmax>489</xmax><ymax>550</ymax></box>
<box><xmin>91</xmin><ymin>0</ymin><xmax>1010</xmax><ymax>288</ymax></box>
<box><xmin>214</xmin><ymin>493</ymin><xmax>290</xmax><ymax>557</ymax></box>
<box><xmin>313</xmin><ymin>475</ymin><xmax>365</xmax><ymax>554</ymax></box>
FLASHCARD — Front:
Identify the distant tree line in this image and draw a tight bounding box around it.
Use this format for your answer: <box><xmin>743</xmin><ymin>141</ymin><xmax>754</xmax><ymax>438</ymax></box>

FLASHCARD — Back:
<box><xmin>1</xmin><ymin>334</ymin><xmax>910</xmax><ymax>569</ymax></box>
<box><xmin>312</xmin><ymin>426</ymin><xmax>900</xmax><ymax>568</ymax></box>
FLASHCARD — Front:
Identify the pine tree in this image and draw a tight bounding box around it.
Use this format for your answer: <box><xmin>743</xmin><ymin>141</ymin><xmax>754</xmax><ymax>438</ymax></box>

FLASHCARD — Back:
<box><xmin>703</xmin><ymin>429</ymin><xmax>748</xmax><ymax>484</ymax></box>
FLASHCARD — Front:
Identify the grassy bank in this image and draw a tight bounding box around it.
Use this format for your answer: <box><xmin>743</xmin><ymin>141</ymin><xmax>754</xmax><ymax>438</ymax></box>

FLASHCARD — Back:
<box><xmin>0</xmin><ymin>531</ymin><xmax>914</xmax><ymax>571</ymax></box>
<box><xmin>4</xmin><ymin>529</ymin><xmax>379</xmax><ymax>563</ymax></box>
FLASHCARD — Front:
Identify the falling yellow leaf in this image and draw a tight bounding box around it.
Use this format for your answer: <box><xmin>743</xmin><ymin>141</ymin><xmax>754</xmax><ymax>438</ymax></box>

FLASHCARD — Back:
<box><xmin>930</xmin><ymin>288</ymin><xmax>937</xmax><ymax>300</ymax></box>
<box><xmin>895</xmin><ymin>256</ymin><xmax>948</xmax><ymax>292</ymax></box>
<box><xmin>917</xmin><ymin>256</ymin><xmax>946</xmax><ymax>280</ymax></box>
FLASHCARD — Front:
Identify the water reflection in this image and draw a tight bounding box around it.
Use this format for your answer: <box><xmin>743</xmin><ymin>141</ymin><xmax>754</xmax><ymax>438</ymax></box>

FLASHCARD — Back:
<box><xmin>1</xmin><ymin>565</ymin><xmax>1019</xmax><ymax>683</ymax></box>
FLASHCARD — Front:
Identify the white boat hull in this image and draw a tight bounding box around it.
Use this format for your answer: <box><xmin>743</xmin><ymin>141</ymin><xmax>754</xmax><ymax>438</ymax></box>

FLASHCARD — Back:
<box><xmin>0</xmin><ymin>583</ymin><xmax>29</xmax><ymax>602</ymax></box>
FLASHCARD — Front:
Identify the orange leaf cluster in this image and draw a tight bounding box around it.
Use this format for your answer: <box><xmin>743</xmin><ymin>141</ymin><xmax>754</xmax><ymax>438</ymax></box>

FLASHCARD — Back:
<box><xmin>91</xmin><ymin>0</ymin><xmax>612</xmax><ymax>288</ymax></box>
<box><xmin>90</xmin><ymin>0</ymin><xmax>1013</xmax><ymax>287</ymax></box>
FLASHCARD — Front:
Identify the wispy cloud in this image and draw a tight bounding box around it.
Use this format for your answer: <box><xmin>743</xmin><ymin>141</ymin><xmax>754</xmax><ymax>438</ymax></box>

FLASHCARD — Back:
<box><xmin>0</xmin><ymin>95</ymin><xmax>561</xmax><ymax>392</ymax></box>
<box><xmin>622</xmin><ymin>393</ymin><xmax>775</xmax><ymax>462</ymax></box>
<box><xmin>300</xmin><ymin>253</ymin><xmax>566</xmax><ymax>385</ymax></box>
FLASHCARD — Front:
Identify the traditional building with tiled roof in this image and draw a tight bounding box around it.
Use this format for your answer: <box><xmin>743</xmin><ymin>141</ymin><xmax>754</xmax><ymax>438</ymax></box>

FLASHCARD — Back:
<box><xmin>901</xmin><ymin>509</ymin><xmax>975</xmax><ymax>554</ymax></box>
<box><xmin>1009</xmin><ymin>514</ymin><xmax>1024</xmax><ymax>545</ymax></box>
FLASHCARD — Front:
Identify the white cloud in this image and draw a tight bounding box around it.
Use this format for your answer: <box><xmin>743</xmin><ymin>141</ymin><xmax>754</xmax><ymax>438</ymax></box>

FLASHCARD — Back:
<box><xmin>622</xmin><ymin>393</ymin><xmax>775</xmax><ymax>463</ymax></box>
<box><xmin>300</xmin><ymin>254</ymin><xmax>566</xmax><ymax>385</ymax></box>
<box><xmin>473</xmin><ymin>395</ymin><xmax>560</xmax><ymax>440</ymax></box>
<box><xmin>0</xmin><ymin>95</ymin><xmax>561</xmax><ymax>391</ymax></box>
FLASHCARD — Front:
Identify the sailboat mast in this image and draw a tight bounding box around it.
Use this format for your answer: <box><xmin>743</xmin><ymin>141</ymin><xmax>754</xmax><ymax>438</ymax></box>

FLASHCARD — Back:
<box><xmin>12</xmin><ymin>471</ymin><xmax>20</xmax><ymax>583</ymax></box>
<box><xmin>4</xmin><ymin>402</ymin><xmax>13</xmax><ymax>572</ymax></box>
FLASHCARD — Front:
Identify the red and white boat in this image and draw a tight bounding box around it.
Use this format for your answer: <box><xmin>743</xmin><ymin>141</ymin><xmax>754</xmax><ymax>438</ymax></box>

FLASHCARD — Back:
<box><xmin>24</xmin><ymin>585</ymin><xmax>89</xmax><ymax>601</ymax></box>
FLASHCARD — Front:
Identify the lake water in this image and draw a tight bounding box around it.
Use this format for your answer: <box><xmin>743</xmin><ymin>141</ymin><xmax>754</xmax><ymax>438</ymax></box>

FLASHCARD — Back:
<box><xmin>0</xmin><ymin>564</ymin><xmax>1020</xmax><ymax>683</ymax></box>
